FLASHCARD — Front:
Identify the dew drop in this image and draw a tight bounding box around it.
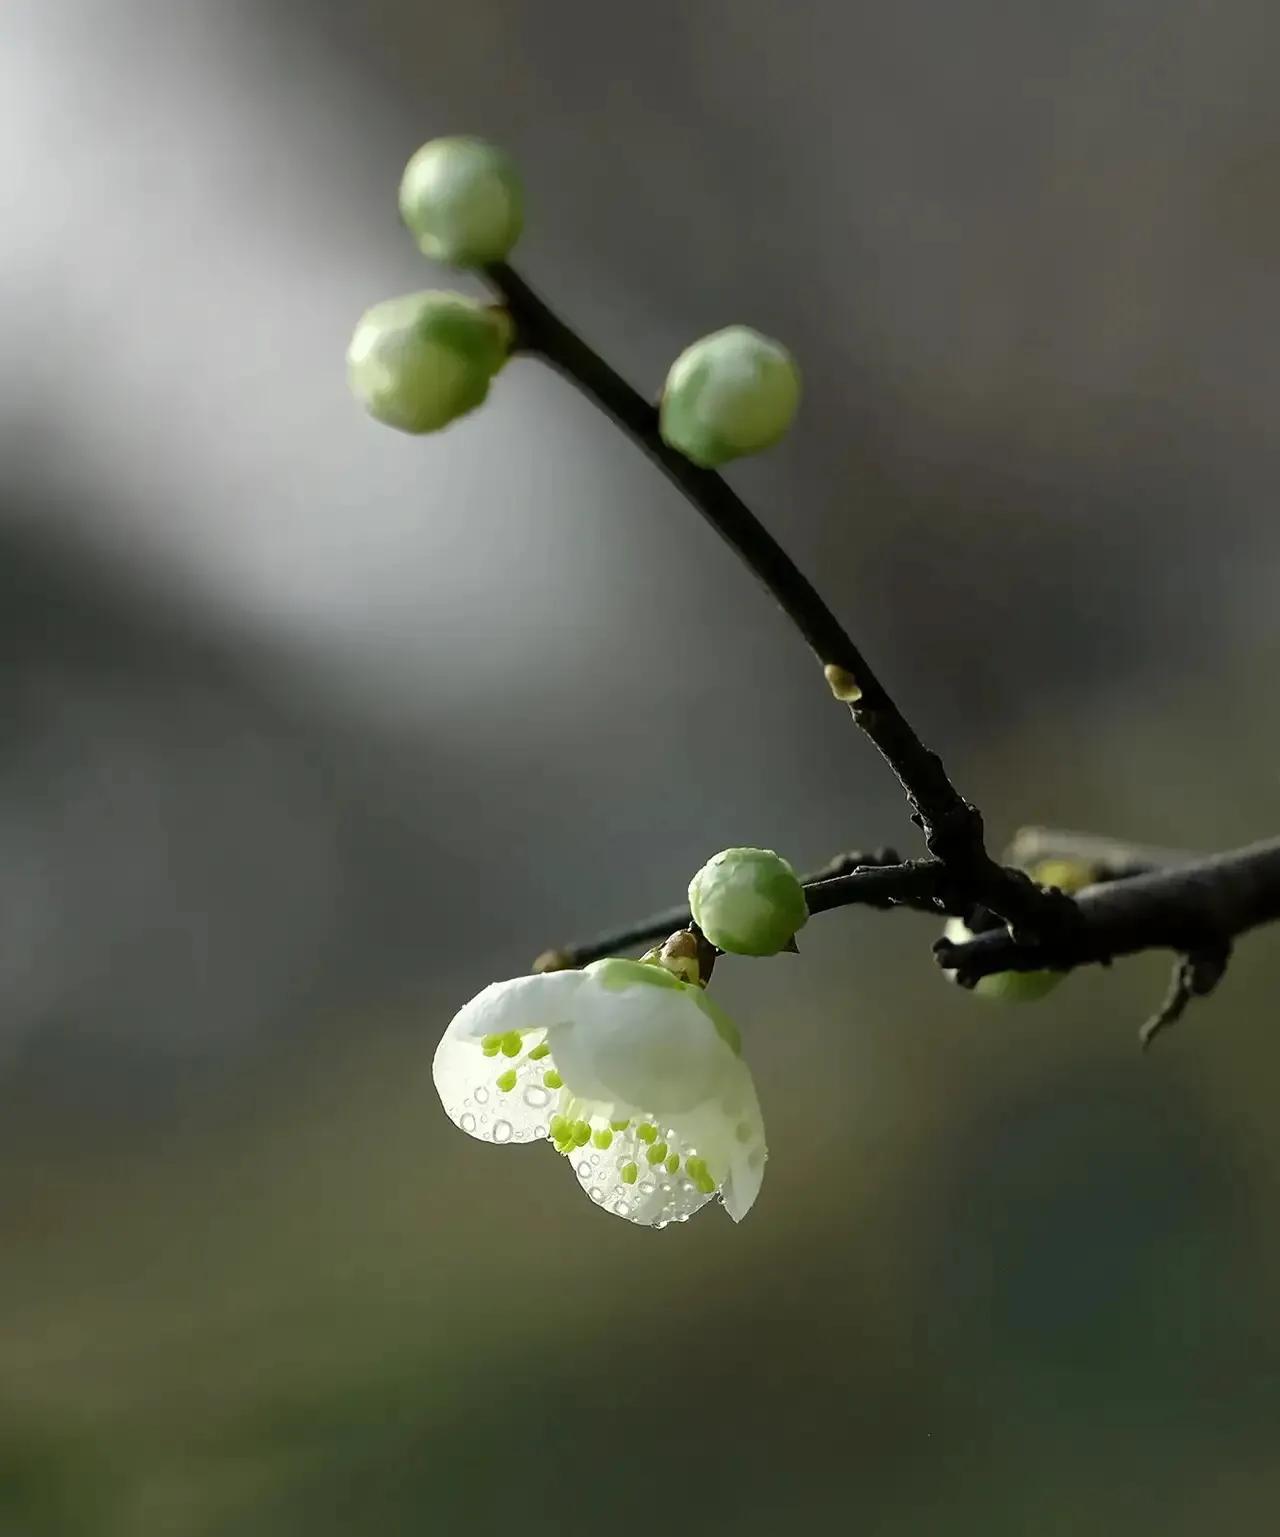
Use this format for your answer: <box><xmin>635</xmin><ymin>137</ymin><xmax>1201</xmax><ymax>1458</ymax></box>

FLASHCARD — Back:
<box><xmin>534</xmin><ymin>1124</ymin><xmax>547</xmax><ymax>1138</ymax></box>
<box><xmin>474</xmin><ymin>1086</ymin><xmax>489</xmax><ymax>1104</ymax></box>
<box><xmin>613</xmin><ymin>1201</ymin><xmax>631</xmax><ymax>1218</ymax></box>
<box><xmin>577</xmin><ymin>1161</ymin><xmax>592</xmax><ymax>1178</ymax></box>
<box><xmin>590</xmin><ymin>1187</ymin><xmax>604</xmax><ymax>1203</ymax></box>
<box><xmin>640</xmin><ymin>1182</ymin><xmax>656</xmax><ymax>1196</ymax></box>
<box><xmin>493</xmin><ymin>1119</ymin><xmax>512</xmax><ymax>1143</ymax></box>
<box><xmin>523</xmin><ymin>1085</ymin><xmax>550</xmax><ymax>1109</ymax></box>
<box><xmin>460</xmin><ymin>1113</ymin><xmax>476</xmax><ymax>1133</ymax></box>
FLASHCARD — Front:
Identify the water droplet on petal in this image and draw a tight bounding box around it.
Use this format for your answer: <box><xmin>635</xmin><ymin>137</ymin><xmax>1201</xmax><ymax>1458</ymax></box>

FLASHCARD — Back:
<box><xmin>523</xmin><ymin>1085</ymin><xmax>550</xmax><ymax>1109</ymax></box>
<box><xmin>493</xmin><ymin>1119</ymin><xmax>512</xmax><ymax>1143</ymax></box>
<box><xmin>534</xmin><ymin>1124</ymin><xmax>547</xmax><ymax>1138</ymax></box>
<box><xmin>590</xmin><ymin>1187</ymin><xmax>604</xmax><ymax>1202</ymax></box>
<box><xmin>474</xmin><ymin>1087</ymin><xmax>489</xmax><ymax>1104</ymax></box>
<box><xmin>613</xmin><ymin>1200</ymin><xmax>630</xmax><ymax>1217</ymax></box>
<box><xmin>577</xmin><ymin>1161</ymin><xmax>592</xmax><ymax>1178</ymax></box>
<box><xmin>460</xmin><ymin>1113</ymin><xmax>476</xmax><ymax>1133</ymax></box>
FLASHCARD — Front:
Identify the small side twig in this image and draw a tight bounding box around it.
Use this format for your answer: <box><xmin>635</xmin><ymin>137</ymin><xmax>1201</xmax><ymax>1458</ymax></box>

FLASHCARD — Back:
<box><xmin>1139</xmin><ymin>941</ymin><xmax>1233</xmax><ymax>1050</ymax></box>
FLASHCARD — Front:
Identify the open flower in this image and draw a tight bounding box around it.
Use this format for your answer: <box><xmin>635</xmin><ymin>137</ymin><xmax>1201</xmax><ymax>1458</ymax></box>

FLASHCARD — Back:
<box><xmin>432</xmin><ymin>958</ymin><xmax>767</xmax><ymax>1228</ymax></box>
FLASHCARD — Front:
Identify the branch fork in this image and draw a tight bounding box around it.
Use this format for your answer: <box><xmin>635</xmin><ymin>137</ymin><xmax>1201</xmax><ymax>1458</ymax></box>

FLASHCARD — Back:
<box><xmin>484</xmin><ymin>262</ymin><xmax>1273</xmax><ymax>1045</ymax></box>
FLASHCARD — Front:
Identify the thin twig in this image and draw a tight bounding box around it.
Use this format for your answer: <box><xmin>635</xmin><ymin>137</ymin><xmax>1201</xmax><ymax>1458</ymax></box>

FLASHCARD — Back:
<box><xmin>534</xmin><ymin>847</ymin><xmax>908</xmax><ymax>971</ymax></box>
<box><xmin>1139</xmin><ymin>942</ymin><xmax>1233</xmax><ymax>1049</ymax></box>
<box><xmin>487</xmin><ymin>262</ymin><xmax>1059</xmax><ymax>938</ymax></box>
<box><xmin>802</xmin><ymin>860</ymin><xmax>954</xmax><ymax>915</ymax></box>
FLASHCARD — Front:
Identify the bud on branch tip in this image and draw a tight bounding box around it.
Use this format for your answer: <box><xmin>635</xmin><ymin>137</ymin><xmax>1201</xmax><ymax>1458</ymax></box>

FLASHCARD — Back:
<box><xmin>660</xmin><ymin>327</ymin><xmax>800</xmax><ymax>468</ymax></box>
<box><xmin>399</xmin><ymin>136</ymin><xmax>524</xmax><ymax>269</ymax></box>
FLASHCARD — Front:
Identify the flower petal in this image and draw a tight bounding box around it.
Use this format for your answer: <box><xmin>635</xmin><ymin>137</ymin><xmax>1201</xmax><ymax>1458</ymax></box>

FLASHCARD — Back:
<box><xmin>560</xmin><ymin>1102</ymin><xmax>718</xmax><ymax>1228</ymax></box>
<box><xmin>443</xmin><ymin>969</ymin><xmax>585</xmax><ymax>1043</ymax></box>
<box><xmin>553</xmin><ymin>1042</ymin><xmax>768</xmax><ymax>1228</ymax></box>
<box><xmin>433</xmin><ymin>970</ymin><xmax>584</xmax><ymax>1144</ymax></box>
<box><xmin>550</xmin><ymin>960</ymin><xmax>729</xmax><ymax>1115</ymax></box>
<box><xmin>715</xmin><ymin>1060</ymin><xmax>768</xmax><ymax>1222</ymax></box>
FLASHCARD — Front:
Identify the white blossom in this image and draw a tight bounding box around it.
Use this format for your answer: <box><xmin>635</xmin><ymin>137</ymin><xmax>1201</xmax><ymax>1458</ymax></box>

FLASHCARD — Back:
<box><xmin>432</xmin><ymin>959</ymin><xmax>767</xmax><ymax>1228</ymax></box>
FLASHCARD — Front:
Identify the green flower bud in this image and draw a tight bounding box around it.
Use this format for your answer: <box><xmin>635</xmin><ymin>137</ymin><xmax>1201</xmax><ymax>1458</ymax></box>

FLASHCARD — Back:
<box><xmin>399</xmin><ymin>137</ymin><xmax>524</xmax><ymax>268</ymax></box>
<box><xmin>942</xmin><ymin>918</ymin><xmax>1064</xmax><ymax>1003</ymax></box>
<box><xmin>1029</xmin><ymin>858</ymin><xmax>1094</xmax><ymax>895</ymax></box>
<box><xmin>659</xmin><ymin>327</ymin><xmax>800</xmax><ymax>468</ymax></box>
<box><xmin>688</xmin><ymin>848</ymin><xmax>808</xmax><ymax>957</ymax></box>
<box><xmin>347</xmin><ymin>291</ymin><xmax>511</xmax><ymax>434</ymax></box>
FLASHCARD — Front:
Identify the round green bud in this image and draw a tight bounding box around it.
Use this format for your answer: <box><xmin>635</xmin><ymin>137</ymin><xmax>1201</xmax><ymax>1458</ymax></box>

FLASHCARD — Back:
<box><xmin>347</xmin><ymin>291</ymin><xmax>511</xmax><ymax>434</ymax></box>
<box><xmin>942</xmin><ymin>918</ymin><xmax>1064</xmax><ymax>1003</ymax></box>
<box><xmin>659</xmin><ymin>326</ymin><xmax>801</xmax><ymax>468</ymax></box>
<box><xmin>688</xmin><ymin>847</ymin><xmax>808</xmax><ymax>957</ymax></box>
<box><xmin>399</xmin><ymin>137</ymin><xmax>524</xmax><ymax>268</ymax></box>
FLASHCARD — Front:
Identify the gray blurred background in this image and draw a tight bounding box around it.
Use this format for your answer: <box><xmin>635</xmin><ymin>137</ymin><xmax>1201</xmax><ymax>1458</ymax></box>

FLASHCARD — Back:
<box><xmin>3</xmin><ymin>1</ymin><xmax>1280</xmax><ymax>1532</ymax></box>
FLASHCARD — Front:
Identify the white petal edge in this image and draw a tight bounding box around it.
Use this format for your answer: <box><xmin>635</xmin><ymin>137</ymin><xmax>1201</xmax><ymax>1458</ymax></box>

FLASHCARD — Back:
<box><xmin>433</xmin><ymin>970</ymin><xmax>584</xmax><ymax>1145</ymax></box>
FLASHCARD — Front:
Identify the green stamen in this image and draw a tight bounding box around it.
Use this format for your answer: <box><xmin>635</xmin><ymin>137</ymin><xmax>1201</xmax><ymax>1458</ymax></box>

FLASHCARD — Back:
<box><xmin>592</xmin><ymin>1129</ymin><xmax>613</xmax><ymax>1149</ymax></box>
<box><xmin>620</xmin><ymin>1162</ymin><xmax>639</xmax><ymax>1185</ymax></box>
<box><xmin>687</xmin><ymin>1156</ymin><xmax>716</xmax><ymax>1194</ymax></box>
<box><xmin>495</xmin><ymin>1068</ymin><xmax>517</xmax><ymax>1093</ymax></box>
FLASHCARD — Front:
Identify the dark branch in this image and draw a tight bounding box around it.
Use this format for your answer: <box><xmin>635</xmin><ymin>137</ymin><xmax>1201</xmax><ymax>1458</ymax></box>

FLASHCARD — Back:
<box><xmin>934</xmin><ymin>837</ymin><xmax>1280</xmax><ymax>982</ymax></box>
<box><xmin>487</xmin><ymin>262</ymin><xmax>1057</xmax><ymax>937</ymax></box>
<box><xmin>802</xmin><ymin>859</ymin><xmax>954</xmax><ymax>916</ymax></box>
<box><xmin>534</xmin><ymin>847</ymin><xmax>910</xmax><ymax>971</ymax></box>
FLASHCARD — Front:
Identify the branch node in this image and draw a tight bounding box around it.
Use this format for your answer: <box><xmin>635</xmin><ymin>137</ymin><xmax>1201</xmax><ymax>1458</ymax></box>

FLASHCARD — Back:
<box><xmin>823</xmin><ymin>663</ymin><xmax>863</xmax><ymax>703</ymax></box>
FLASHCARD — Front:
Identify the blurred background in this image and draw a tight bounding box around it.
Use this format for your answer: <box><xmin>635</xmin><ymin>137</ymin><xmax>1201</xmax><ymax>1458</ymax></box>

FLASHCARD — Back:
<box><xmin>3</xmin><ymin>1</ymin><xmax>1280</xmax><ymax>1531</ymax></box>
